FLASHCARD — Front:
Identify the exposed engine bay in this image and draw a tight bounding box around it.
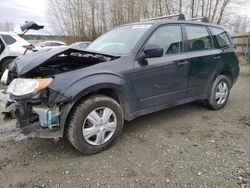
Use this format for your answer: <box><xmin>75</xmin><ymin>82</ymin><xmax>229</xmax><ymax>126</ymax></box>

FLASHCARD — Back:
<box><xmin>6</xmin><ymin>48</ymin><xmax>119</xmax><ymax>80</ymax></box>
<box><xmin>25</xmin><ymin>50</ymin><xmax>117</xmax><ymax>77</ymax></box>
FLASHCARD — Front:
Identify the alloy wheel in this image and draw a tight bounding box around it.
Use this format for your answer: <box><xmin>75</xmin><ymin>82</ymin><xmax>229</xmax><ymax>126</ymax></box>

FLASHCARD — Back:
<box><xmin>215</xmin><ymin>81</ymin><xmax>229</xmax><ymax>105</ymax></box>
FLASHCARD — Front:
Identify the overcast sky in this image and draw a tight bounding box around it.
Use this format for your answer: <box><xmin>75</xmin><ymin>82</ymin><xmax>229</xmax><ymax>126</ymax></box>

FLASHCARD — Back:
<box><xmin>0</xmin><ymin>0</ymin><xmax>50</xmax><ymax>35</ymax></box>
<box><xmin>0</xmin><ymin>0</ymin><xmax>250</xmax><ymax>35</ymax></box>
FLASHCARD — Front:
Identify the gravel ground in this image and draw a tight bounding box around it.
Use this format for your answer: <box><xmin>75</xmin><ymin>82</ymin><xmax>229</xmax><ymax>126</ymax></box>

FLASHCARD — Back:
<box><xmin>0</xmin><ymin>64</ymin><xmax>250</xmax><ymax>188</ymax></box>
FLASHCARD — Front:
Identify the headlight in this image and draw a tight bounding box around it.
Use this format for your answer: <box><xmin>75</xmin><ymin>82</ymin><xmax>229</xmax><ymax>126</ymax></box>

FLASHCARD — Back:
<box><xmin>6</xmin><ymin>78</ymin><xmax>53</xmax><ymax>96</ymax></box>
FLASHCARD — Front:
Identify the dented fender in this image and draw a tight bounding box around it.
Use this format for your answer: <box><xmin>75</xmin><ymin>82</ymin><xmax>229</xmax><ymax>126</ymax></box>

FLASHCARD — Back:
<box><xmin>49</xmin><ymin>72</ymin><xmax>138</xmax><ymax>124</ymax></box>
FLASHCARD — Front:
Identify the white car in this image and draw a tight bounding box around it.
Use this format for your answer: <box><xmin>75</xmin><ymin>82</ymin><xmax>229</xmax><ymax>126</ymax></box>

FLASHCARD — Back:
<box><xmin>36</xmin><ymin>41</ymin><xmax>67</xmax><ymax>50</ymax></box>
<box><xmin>0</xmin><ymin>32</ymin><xmax>32</xmax><ymax>56</ymax></box>
<box><xmin>0</xmin><ymin>21</ymin><xmax>44</xmax><ymax>73</ymax></box>
<box><xmin>0</xmin><ymin>32</ymin><xmax>34</xmax><ymax>72</ymax></box>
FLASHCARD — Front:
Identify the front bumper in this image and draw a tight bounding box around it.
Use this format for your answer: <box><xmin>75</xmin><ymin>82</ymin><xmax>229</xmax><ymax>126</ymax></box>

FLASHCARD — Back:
<box><xmin>0</xmin><ymin>91</ymin><xmax>64</xmax><ymax>139</ymax></box>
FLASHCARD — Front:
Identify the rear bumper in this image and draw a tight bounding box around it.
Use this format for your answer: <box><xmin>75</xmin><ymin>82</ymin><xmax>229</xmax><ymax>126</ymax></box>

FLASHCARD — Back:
<box><xmin>0</xmin><ymin>91</ymin><xmax>64</xmax><ymax>140</ymax></box>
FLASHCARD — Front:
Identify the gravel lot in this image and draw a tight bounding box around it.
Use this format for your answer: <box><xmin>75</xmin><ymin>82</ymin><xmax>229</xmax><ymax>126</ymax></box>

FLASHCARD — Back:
<box><xmin>0</xmin><ymin>64</ymin><xmax>250</xmax><ymax>188</ymax></box>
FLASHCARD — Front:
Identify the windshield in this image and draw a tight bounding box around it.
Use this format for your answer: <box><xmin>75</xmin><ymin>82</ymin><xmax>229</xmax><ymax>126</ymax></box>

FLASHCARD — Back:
<box><xmin>87</xmin><ymin>24</ymin><xmax>151</xmax><ymax>55</ymax></box>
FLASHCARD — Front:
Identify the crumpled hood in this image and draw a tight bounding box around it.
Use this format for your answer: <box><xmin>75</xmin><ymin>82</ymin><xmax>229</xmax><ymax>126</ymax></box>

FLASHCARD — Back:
<box><xmin>9</xmin><ymin>47</ymin><xmax>117</xmax><ymax>76</ymax></box>
<box><xmin>10</xmin><ymin>47</ymin><xmax>68</xmax><ymax>75</ymax></box>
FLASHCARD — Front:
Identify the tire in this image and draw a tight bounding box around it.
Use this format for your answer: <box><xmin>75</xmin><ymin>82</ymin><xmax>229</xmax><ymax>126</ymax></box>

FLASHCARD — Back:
<box><xmin>205</xmin><ymin>75</ymin><xmax>231</xmax><ymax>110</ymax></box>
<box><xmin>67</xmin><ymin>95</ymin><xmax>124</xmax><ymax>154</ymax></box>
<box><xmin>1</xmin><ymin>58</ymin><xmax>15</xmax><ymax>73</ymax></box>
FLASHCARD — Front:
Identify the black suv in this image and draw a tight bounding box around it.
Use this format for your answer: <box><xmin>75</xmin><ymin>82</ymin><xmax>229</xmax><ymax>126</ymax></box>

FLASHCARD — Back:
<box><xmin>1</xmin><ymin>16</ymin><xmax>239</xmax><ymax>154</ymax></box>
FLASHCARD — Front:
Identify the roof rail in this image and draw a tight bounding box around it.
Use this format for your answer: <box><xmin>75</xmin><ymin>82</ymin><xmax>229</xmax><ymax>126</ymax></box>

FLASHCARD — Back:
<box><xmin>188</xmin><ymin>17</ymin><xmax>209</xmax><ymax>23</ymax></box>
<box><xmin>143</xmin><ymin>13</ymin><xmax>186</xmax><ymax>21</ymax></box>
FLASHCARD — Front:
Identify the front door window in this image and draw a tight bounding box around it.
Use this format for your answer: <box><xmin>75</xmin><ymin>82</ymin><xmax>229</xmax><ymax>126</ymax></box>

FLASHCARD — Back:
<box><xmin>145</xmin><ymin>25</ymin><xmax>183</xmax><ymax>55</ymax></box>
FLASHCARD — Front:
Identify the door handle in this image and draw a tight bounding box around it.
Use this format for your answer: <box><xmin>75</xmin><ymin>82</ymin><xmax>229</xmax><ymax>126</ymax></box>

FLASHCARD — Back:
<box><xmin>176</xmin><ymin>60</ymin><xmax>188</xmax><ymax>66</ymax></box>
<box><xmin>213</xmin><ymin>56</ymin><xmax>221</xmax><ymax>60</ymax></box>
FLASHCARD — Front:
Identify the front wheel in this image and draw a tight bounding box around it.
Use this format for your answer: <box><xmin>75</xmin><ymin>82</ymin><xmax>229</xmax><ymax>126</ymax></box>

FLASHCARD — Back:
<box><xmin>67</xmin><ymin>95</ymin><xmax>124</xmax><ymax>154</ymax></box>
<box><xmin>205</xmin><ymin>75</ymin><xmax>231</xmax><ymax>110</ymax></box>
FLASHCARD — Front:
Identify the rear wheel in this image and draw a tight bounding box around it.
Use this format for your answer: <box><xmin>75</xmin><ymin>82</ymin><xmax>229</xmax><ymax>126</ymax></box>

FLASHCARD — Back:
<box><xmin>205</xmin><ymin>75</ymin><xmax>231</xmax><ymax>110</ymax></box>
<box><xmin>67</xmin><ymin>95</ymin><xmax>124</xmax><ymax>154</ymax></box>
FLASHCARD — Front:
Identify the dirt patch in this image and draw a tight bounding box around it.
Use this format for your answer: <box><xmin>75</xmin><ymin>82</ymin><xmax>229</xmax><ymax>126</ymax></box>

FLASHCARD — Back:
<box><xmin>239</xmin><ymin>116</ymin><xmax>250</xmax><ymax>127</ymax></box>
<box><xmin>233</xmin><ymin>167</ymin><xmax>250</xmax><ymax>188</ymax></box>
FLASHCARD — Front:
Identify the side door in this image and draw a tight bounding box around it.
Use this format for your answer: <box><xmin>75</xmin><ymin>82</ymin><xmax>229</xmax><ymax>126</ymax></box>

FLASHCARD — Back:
<box><xmin>184</xmin><ymin>24</ymin><xmax>222</xmax><ymax>97</ymax></box>
<box><xmin>0</xmin><ymin>36</ymin><xmax>9</xmax><ymax>62</ymax></box>
<box><xmin>131</xmin><ymin>24</ymin><xmax>189</xmax><ymax>109</ymax></box>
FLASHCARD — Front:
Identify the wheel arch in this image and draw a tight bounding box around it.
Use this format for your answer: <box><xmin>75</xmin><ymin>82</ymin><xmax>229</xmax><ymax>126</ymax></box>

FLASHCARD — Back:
<box><xmin>219</xmin><ymin>70</ymin><xmax>234</xmax><ymax>87</ymax></box>
<box><xmin>59</xmin><ymin>83</ymin><xmax>135</xmax><ymax>135</ymax></box>
<box><xmin>0</xmin><ymin>56</ymin><xmax>16</xmax><ymax>64</ymax></box>
<box><xmin>0</xmin><ymin>56</ymin><xmax>16</xmax><ymax>71</ymax></box>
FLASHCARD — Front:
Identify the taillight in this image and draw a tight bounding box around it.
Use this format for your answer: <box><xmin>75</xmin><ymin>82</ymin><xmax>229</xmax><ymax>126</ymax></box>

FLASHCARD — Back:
<box><xmin>22</xmin><ymin>44</ymin><xmax>34</xmax><ymax>50</ymax></box>
<box><xmin>234</xmin><ymin>49</ymin><xmax>240</xmax><ymax>57</ymax></box>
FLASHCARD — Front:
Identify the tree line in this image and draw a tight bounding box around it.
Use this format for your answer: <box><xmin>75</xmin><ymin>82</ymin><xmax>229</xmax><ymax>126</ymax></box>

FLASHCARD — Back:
<box><xmin>47</xmin><ymin>0</ymin><xmax>248</xmax><ymax>39</ymax></box>
<box><xmin>0</xmin><ymin>21</ymin><xmax>14</xmax><ymax>32</ymax></box>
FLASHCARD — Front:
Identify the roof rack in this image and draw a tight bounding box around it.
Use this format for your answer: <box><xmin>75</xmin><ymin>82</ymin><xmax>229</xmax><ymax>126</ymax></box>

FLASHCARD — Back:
<box><xmin>143</xmin><ymin>13</ymin><xmax>186</xmax><ymax>21</ymax></box>
<box><xmin>188</xmin><ymin>17</ymin><xmax>209</xmax><ymax>23</ymax></box>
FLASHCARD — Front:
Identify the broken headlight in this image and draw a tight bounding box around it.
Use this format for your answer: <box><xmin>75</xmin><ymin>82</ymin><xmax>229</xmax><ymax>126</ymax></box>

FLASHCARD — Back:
<box><xmin>6</xmin><ymin>78</ymin><xmax>53</xmax><ymax>96</ymax></box>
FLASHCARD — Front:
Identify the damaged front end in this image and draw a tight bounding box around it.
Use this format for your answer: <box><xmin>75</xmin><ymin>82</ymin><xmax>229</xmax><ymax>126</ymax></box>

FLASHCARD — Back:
<box><xmin>1</xmin><ymin>47</ymin><xmax>118</xmax><ymax>140</ymax></box>
<box><xmin>2</xmin><ymin>81</ymin><xmax>64</xmax><ymax>139</ymax></box>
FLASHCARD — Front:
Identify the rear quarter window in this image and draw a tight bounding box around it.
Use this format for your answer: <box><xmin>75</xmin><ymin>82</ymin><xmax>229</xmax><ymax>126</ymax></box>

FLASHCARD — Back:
<box><xmin>1</xmin><ymin>35</ymin><xmax>16</xmax><ymax>45</ymax></box>
<box><xmin>209</xmin><ymin>27</ymin><xmax>231</xmax><ymax>48</ymax></box>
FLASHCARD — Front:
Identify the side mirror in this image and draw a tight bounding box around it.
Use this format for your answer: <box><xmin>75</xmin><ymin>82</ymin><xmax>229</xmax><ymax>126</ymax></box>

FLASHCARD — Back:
<box><xmin>143</xmin><ymin>44</ymin><xmax>163</xmax><ymax>58</ymax></box>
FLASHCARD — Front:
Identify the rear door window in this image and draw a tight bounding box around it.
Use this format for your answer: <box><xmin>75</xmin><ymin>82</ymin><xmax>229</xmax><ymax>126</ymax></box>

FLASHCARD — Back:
<box><xmin>209</xmin><ymin>27</ymin><xmax>230</xmax><ymax>48</ymax></box>
<box><xmin>145</xmin><ymin>25</ymin><xmax>183</xmax><ymax>55</ymax></box>
<box><xmin>1</xmin><ymin>35</ymin><xmax>16</xmax><ymax>45</ymax></box>
<box><xmin>186</xmin><ymin>25</ymin><xmax>212</xmax><ymax>51</ymax></box>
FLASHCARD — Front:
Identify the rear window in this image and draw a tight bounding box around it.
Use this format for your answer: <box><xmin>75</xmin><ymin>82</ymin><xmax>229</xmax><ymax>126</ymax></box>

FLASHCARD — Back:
<box><xmin>1</xmin><ymin>35</ymin><xmax>16</xmax><ymax>45</ymax></box>
<box><xmin>186</xmin><ymin>25</ymin><xmax>212</xmax><ymax>51</ymax></box>
<box><xmin>210</xmin><ymin>27</ymin><xmax>231</xmax><ymax>48</ymax></box>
